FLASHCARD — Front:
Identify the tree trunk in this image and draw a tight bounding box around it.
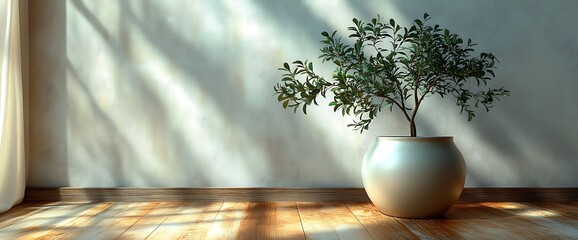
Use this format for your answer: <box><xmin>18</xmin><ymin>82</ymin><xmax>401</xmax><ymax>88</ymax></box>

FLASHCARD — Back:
<box><xmin>410</xmin><ymin>120</ymin><xmax>417</xmax><ymax>137</ymax></box>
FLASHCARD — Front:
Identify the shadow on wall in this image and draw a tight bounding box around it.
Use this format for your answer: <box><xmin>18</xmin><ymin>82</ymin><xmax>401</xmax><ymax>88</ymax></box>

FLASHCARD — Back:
<box><xmin>392</xmin><ymin>0</ymin><xmax>578</xmax><ymax>186</ymax></box>
<box><xmin>28</xmin><ymin>0</ymin><xmax>68</xmax><ymax>186</ymax></box>
<box><xmin>31</xmin><ymin>0</ymin><xmax>393</xmax><ymax>187</ymax></box>
<box><xmin>116</xmin><ymin>0</ymin><xmax>357</xmax><ymax>187</ymax></box>
<box><xmin>28</xmin><ymin>0</ymin><xmax>578</xmax><ymax>187</ymax></box>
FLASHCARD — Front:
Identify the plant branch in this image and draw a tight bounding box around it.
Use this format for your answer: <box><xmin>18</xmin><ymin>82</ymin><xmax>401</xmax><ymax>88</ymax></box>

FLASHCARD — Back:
<box><xmin>418</xmin><ymin>76</ymin><xmax>442</xmax><ymax>106</ymax></box>
<box><xmin>395</xmin><ymin>79</ymin><xmax>408</xmax><ymax>111</ymax></box>
<box><xmin>412</xmin><ymin>67</ymin><xmax>422</xmax><ymax>119</ymax></box>
<box><xmin>374</xmin><ymin>92</ymin><xmax>411</xmax><ymax>122</ymax></box>
<box><xmin>410</xmin><ymin>75</ymin><xmax>441</xmax><ymax>121</ymax></box>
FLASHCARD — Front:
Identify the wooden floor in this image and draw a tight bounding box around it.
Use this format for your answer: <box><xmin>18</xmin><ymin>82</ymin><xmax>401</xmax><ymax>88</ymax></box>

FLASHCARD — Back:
<box><xmin>0</xmin><ymin>201</ymin><xmax>576</xmax><ymax>239</ymax></box>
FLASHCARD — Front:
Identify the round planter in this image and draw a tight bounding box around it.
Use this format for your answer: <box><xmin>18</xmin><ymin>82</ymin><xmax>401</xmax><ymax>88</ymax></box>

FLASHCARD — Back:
<box><xmin>362</xmin><ymin>136</ymin><xmax>466</xmax><ymax>218</ymax></box>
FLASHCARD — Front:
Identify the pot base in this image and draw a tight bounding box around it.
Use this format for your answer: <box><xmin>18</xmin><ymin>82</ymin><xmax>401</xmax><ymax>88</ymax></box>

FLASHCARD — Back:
<box><xmin>362</xmin><ymin>137</ymin><xmax>466</xmax><ymax>218</ymax></box>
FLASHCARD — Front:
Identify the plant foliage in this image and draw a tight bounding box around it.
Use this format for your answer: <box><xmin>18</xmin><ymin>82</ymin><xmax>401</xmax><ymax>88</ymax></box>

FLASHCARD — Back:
<box><xmin>274</xmin><ymin>13</ymin><xmax>509</xmax><ymax>136</ymax></box>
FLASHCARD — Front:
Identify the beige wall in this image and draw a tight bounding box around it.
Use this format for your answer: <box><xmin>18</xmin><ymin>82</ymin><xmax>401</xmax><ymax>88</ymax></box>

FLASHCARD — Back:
<box><xmin>28</xmin><ymin>0</ymin><xmax>578</xmax><ymax>187</ymax></box>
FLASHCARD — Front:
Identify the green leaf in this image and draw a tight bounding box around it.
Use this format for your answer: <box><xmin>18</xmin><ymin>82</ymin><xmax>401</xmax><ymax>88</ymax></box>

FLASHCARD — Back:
<box><xmin>277</xmin><ymin>94</ymin><xmax>285</xmax><ymax>102</ymax></box>
<box><xmin>273</xmin><ymin>12</ymin><xmax>508</xmax><ymax>134</ymax></box>
<box><xmin>487</xmin><ymin>69</ymin><xmax>495</xmax><ymax>77</ymax></box>
<box><xmin>467</xmin><ymin>111</ymin><xmax>475</xmax><ymax>121</ymax></box>
<box><xmin>415</xmin><ymin>19</ymin><xmax>423</xmax><ymax>27</ymax></box>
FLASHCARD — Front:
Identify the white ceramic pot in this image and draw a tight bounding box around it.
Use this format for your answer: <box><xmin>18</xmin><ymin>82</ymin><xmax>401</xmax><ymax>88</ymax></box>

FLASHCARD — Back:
<box><xmin>362</xmin><ymin>137</ymin><xmax>466</xmax><ymax>218</ymax></box>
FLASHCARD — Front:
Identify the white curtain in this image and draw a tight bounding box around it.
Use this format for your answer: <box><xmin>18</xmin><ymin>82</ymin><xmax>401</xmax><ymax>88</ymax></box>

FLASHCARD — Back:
<box><xmin>0</xmin><ymin>0</ymin><xmax>26</xmax><ymax>213</ymax></box>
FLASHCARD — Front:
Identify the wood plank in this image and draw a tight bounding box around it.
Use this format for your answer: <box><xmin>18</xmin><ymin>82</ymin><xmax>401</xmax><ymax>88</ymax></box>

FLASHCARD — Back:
<box><xmin>2</xmin><ymin>200</ymin><xmax>576</xmax><ymax>239</ymax></box>
<box><xmin>456</xmin><ymin>202</ymin><xmax>562</xmax><ymax>239</ymax></box>
<box><xmin>520</xmin><ymin>202</ymin><xmax>578</xmax><ymax>238</ymax></box>
<box><xmin>117</xmin><ymin>202</ymin><xmax>182</xmax><ymax>239</ymax></box>
<box><xmin>438</xmin><ymin>203</ymin><xmax>521</xmax><ymax>239</ymax></box>
<box><xmin>394</xmin><ymin>215</ymin><xmax>462</xmax><ymax>240</ymax></box>
<box><xmin>347</xmin><ymin>202</ymin><xmax>418</xmax><ymax>239</ymax></box>
<box><xmin>147</xmin><ymin>202</ymin><xmax>223</xmax><ymax>239</ymax></box>
<box><xmin>450</xmin><ymin>202</ymin><xmax>540</xmax><ymax>239</ymax></box>
<box><xmin>205</xmin><ymin>202</ymin><xmax>249</xmax><ymax>239</ymax></box>
<box><xmin>480</xmin><ymin>202</ymin><xmax>578</xmax><ymax>239</ymax></box>
<box><xmin>0</xmin><ymin>202</ymin><xmax>92</xmax><ymax>239</ymax></box>
<box><xmin>297</xmin><ymin>202</ymin><xmax>339</xmax><ymax>239</ymax></box>
<box><xmin>235</xmin><ymin>202</ymin><xmax>276</xmax><ymax>239</ymax></box>
<box><xmin>0</xmin><ymin>202</ymin><xmax>54</xmax><ymax>229</ymax></box>
<box><xmin>25</xmin><ymin>202</ymin><xmax>115</xmax><ymax>239</ymax></box>
<box><xmin>275</xmin><ymin>202</ymin><xmax>305</xmax><ymax>239</ymax></box>
<box><xmin>527</xmin><ymin>202</ymin><xmax>578</xmax><ymax>219</ymax></box>
<box><xmin>66</xmin><ymin>202</ymin><xmax>156</xmax><ymax>239</ymax></box>
<box><xmin>297</xmin><ymin>202</ymin><xmax>373</xmax><ymax>240</ymax></box>
<box><xmin>235</xmin><ymin>202</ymin><xmax>306</xmax><ymax>239</ymax></box>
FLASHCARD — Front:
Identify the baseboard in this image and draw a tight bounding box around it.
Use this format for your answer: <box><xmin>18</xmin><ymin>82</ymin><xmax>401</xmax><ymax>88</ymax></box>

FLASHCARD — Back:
<box><xmin>459</xmin><ymin>188</ymin><xmax>578</xmax><ymax>202</ymax></box>
<box><xmin>23</xmin><ymin>187</ymin><xmax>578</xmax><ymax>202</ymax></box>
<box><xmin>23</xmin><ymin>188</ymin><xmax>371</xmax><ymax>202</ymax></box>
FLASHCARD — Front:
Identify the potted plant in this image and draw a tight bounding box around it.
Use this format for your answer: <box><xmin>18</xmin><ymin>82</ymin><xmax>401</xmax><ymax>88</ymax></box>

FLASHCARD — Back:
<box><xmin>273</xmin><ymin>13</ymin><xmax>509</xmax><ymax>218</ymax></box>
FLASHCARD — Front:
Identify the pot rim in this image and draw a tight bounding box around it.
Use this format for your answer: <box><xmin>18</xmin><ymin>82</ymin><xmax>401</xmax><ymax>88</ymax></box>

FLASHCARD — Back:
<box><xmin>375</xmin><ymin>136</ymin><xmax>453</xmax><ymax>142</ymax></box>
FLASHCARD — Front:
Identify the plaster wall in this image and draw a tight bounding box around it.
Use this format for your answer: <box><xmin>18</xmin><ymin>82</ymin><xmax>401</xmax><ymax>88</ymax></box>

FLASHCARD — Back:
<box><xmin>28</xmin><ymin>0</ymin><xmax>578</xmax><ymax>187</ymax></box>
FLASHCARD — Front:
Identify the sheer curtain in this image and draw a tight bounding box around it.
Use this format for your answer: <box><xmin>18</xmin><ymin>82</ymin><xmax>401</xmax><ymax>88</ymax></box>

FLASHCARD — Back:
<box><xmin>0</xmin><ymin>0</ymin><xmax>26</xmax><ymax>213</ymax></box>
